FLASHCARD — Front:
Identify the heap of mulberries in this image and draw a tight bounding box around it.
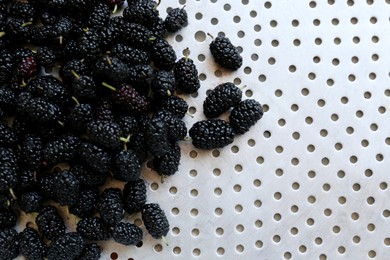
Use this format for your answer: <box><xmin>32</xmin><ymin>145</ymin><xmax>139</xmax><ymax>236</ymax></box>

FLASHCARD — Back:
<box><xmin>0</xmin><ymin>1</ymin><xmax>264</xmax><ymax>259</ymax></box>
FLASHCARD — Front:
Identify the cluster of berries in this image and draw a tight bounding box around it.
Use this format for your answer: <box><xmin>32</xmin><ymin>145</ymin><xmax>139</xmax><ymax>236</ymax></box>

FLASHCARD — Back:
<box><xmin>0</xmin><ymin>0</ymin><xmax>191</xmax><ymax>259</ymax></box>
<box><xmin>190</xmin><ymin>82</ymin><xmax>263</xmax><ymax>150</ymax></box>
<box><xmin>0</xmin><ymin>0</ymin><xmax>263</xmax><ymax>258</ymax></box>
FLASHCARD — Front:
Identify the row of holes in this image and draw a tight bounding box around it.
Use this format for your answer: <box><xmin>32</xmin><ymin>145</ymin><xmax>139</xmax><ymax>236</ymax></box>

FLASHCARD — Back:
<box><xmin>186</xmin><ymin>32</ymin><xmax>382</xmax><ymax>46</ymax></box>
<box><xmin>192</xmin><ymin>15</ymin><xmax>380</xmax><ymax>27</ymax></box>
<box><xmin>114</xmin><ymin>234</ymin><xmax>389</xmax><ymax>258</ymax></box>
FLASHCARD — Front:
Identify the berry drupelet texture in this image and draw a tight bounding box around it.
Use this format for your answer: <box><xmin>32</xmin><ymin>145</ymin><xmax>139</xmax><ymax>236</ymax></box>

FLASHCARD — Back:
<box><xmin>113</xmin><ymin>222</ymin><xmax>143</xmax><ymax>246</ymax></box>
<box><xmin>203</xmin><ymin>82</ymin><xmax>242</xmax><ymax>118</ymax></box>
<box><xmin>69</xmin><ymin>187</ymin><xmax>99</xmax><ymax>218</ymax></box>
<box><xmin>0</xmin><ymin>228</ymin><xmax>19</xmax><ymax>260</ymax></box>
<box><xmin>142</xmin><ymin>203</ymin><xmax>170</xmax><ymax>239</ymax></box>
<box><xmin>122</xmin><ymin>179</ymin><xmax>147</xmax><ymax>214</ymax></box>
<box><xmin>209</xmin><ymin>35</ymin><xmax>243</xmax><ymax>70</ymax></box>
<box><xmin>152</xmin><ymin>142</ymin><xmax>181</xmax><ymax>177</ymax></box>
<box><xmin>174</xmin><ymin>54</ymin><xmax>200</xmax><ymax>94</ymax></box>
<box><xmin>76</xmin><ymin>217</ymin><xmax>112</xmax><ymax>241</ymax></box>
<box><xmin>77</xmin><ymin>243</ymin><xmax>101</xmax><ymax>260</ymax></box>
<box><xmin>36</xmin><ymin>205</ymin><xmax>66</xmax><ymax>241</ymax></box>
<box><xmin>19</xmin><ymin>227</ymin><xmax>47</xmax><ymax>260</ymax></box>
<box><xmin>98</xmin><ymin>188</ymin><xmax>124</xmax><ymax>226</ymax></box>
<box><xmin>164</xmin><ymin>6</ymin><xmax>188</xmax><ymax>33</ymax></box>
<box><xmin>189</xmin><ymin>119</ymin><xmax>234</xmax><ymax>150</ymax></box>
<box><xmin>46</xmin><ymin>232</ymin><xmax>85</xmax><ymax>260</ymax></box>
<box><xmin>113</xmin><ymin>149</ymin><xmax>142</xmax><ymax>182</ymax></box>
<box><xmin>229</xmin><ymin>99</ymin><xmax>263</xmax><ymax>135</ymax></box>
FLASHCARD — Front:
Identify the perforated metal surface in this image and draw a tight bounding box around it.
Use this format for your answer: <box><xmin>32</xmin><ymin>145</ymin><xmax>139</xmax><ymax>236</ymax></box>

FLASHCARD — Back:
<box><xmin>17</xmin><ymin>0</ymin><xmax>390</xmax><ymax>259</ymax></box>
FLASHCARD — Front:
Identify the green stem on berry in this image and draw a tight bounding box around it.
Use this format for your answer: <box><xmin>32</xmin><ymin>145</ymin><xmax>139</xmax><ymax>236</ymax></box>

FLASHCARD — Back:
<box><xmin>153</xmin><ymin>0</ymin><xmax>161</xmax><ymax>10</ymax></box>
<box><xmin>184</xmin><ymin>47</ymin><xmax>190</xmax><ymax>62</ymax></box>
<box><xmin>149</xmin><ymin>37</ymin><xmax>157</xmax><ymax>42</ymax></box>
<box><xmin>166</xmin><ymin>90</ymin><xmax>172</xmax><ymax>96</ymax></box>
<box><xmin>71</xmin><ymin>96</ymin><xmax>80</xmax><ymax>106</ymax></box>
<box><xmin>161</xmin><ymin>235</ymin><xmax>169</xmax><ymax>246</ymax></box>
<box><xmin>102</xmin><ymin>82</ymin><xmax>117</xmax><ymax>92</ymax></box>
<box><xmin>20</xmin><ymin>78</ymin><xmax>27</xmax><ymax>87</ymax></box>
<box><xmin>21</xmin><ymin>21</ymin><xmax>33</xmax><ymax>27</ymax></box>
<box><xmin>239</xmin><ymin>85</ymin><xmax>247</xmax><ymax>90</ymax></box>
<box><xmin>59</xmin><ymin>35</ymin><xmax>63</xmax><ymax>45</ymax></box>
<box><xmin>106</xmin><ymin>55</ymin><xmax>112</xmax><ymax>65</ymax></box>
<box><xmin>120</xmin><ymin>135</ymin><xmax>131</xmax><ymax>151</ymax></box>
<box><xmin>70</xmin><ymin>69</ymin><xmax>80</xmax><ymax>80</ymax></box>
<box><xmin>0</xmin><ymin>32</ymin><xmax>5</xmax><ymax>38</ymax></box>
<box><xmin>112</xmin><ymin>4</ymin><xmax>118</xmax><ymax>14</ymax></box>
<box><xmin>185</xmin><ymin>112</ymin><xmax>194</xmax><ymax>118</ymax></box>
<box><xmin>207</xmin><ymin>33</ymin><xmax>214</xmax><ymax>40</ymax></box>
<box><xmin>160</xmin><ymin>174</ymin><xmax>165</xmax><ymax>184</ymax></box>
<box><xmin>57</xmin><ymin>120</ymin><xmax>64</xmax><ymax>127</ymax></box>
<box><xmin>9</xmin><ymin>188</ymin><xmax>17</xmax><ymax>200</ymax></box>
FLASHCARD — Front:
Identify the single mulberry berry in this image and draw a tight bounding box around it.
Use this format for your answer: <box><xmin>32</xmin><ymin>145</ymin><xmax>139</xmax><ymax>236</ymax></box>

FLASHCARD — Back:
<box><xmin>110</xmin><ymin>43</ymin><xmax>150</xmax><ymax>66</ymax></box>
<box><xmin>0</xmin><ymin>120</ymin><xmax>18</xmax><ymax>147</ymax></box>
<box><xmin>123</xmin><ymin>0</ymin><xmax>160</xmax><ymax>28</ymax></box>
<box><xmin>203</xmin><ymin>82</ymin><xmax>242</xmax><ymax>118</ymax></box>
<box><xmin>19</xmin><ymin>227</ymin><xmax>47</xmax><ymax>260</ymax></box>
<box><xmin>19</xmin><ymin>191</ymin><xmax>43</xmax><ymax>213</ymax></box>
<box><xmin>121</xmin><ymin>22</ymin><xmax>153</xmax><ymax>48</ymax></box>
<box><xmin>127</xmin><ymin>64</ymin><xmax>154</xmax><ymax>90</ymax></box>
<box><xmin>77</xmin><ymin>142</ymin><xmax>112</xmax><ymax>174</ymax></box>
<box><xmin>149</xmin><ymin>37</ymin><xmax>177</xmax><ymax>70</ymax></box>
<box><xmin>27</xmin><ymin>75</ymin><xmax>70</xmax><ymax>106</ymax></box>
<box><xmin>122</xmin><ymin>179</ymin><xmax>147</xmax><ymax>214</ymax></box>
<box><xmin>43</xmin><ymin>134</ymin><xmax>80</xmax><ymax>166</ymax></box>
<box><xmin>112</xmin><ymin>149</ymin><xmax>141</xmax><ymax>182</ymax></box>
<box><xmin>113</xmin><ymin>222</ymin><xmax>143</xmax><ymax>246</ymax></box>
<box><xmin>142</xmin><ymin>203</ymin><xmax>170</xmax><ymax>239</ymax></box>
<box><xmin>76</xmin><ymin>217</ymin><xmax>112</xmax><ymax>241</ymax></box>
<box><xmin>156</xmin><ymin>95</ymin><xmax>188</xmax><ymax>119</ymax></box>
<box><xmin>145</xmin><ymin>117</ymin><xmax>170</xmax><ymax>157</ymax></box>
<box><xmin>151</xmin><ymin>70</ymin><xmax>176</xmax><ymax>97</ymax></box>
<box><xmin>107</xmin><ymin>83</ymin><xmax>150</xmax><ymax>115</ymax></box>
<box><xmin>77</xmin><ymin>243</ymin><xmax>101</xmax><ymax>260</ymax></box>
<box><xmin>87</xmin><ymin>120</ymin><xmax>122</xmax><ymax>149</ymax></box>
<box><xmin>69</xmin><ymin>187</ymin><xmax>99</xmax><ymax>218</ymax></box>
<box><xmin>0</xmin><ymin>147</ymin><xmax>20</xmax><ymax>193</ymax></box>
<box><xmin>189</xmin><ymin>119</ymin><xmax>234</xmax><ymax>150</ymax></box>
<box><xmin>164</xmin><ymin>6</ymin><xmax>188</xmax><ymax>33</ymax></box>
<box><xmin>36</xmin><ymin>205</ymin><xmax>66</xmax><ymax>241</ymax></box>
<box><xmin>70</xmin><ymin>162</ymin><xmax>108</xmax><ymax>188</ymax></box>
<box><xmin>229</xmin><ymin>99</ymin><xmax>263</xmax><ymax>135</ymax></box>
<box><xmin>17</xmin><ymin>92</ymin><xmax>62</xmax><ymax>125</ymax></box>
<box><xmin>0</xmin><ymin>228</ymin><xmax>19</xmax><ymax>260</ymax></box>
<box><xmin>154</xmin><ymin>110</ymin><xmax>187</xmax><ymax>142</ymax></box>
<box><xmin>153</xmin><ymin>142</ymin><xmax>181</xmax><ymax>177</ymax></box>
<box><xmin>66</xmin><ymin>102</ymin><xmax>94</xmax><ymax>134</ymax></box>
<box><xmin>209</xmin><ymin>35</ymin><xmax>243</xmax><ymax>70</ymax></box>
<box><xmin>86</xmin><ymin>2</ymin><xmax>110</xmax><ymax>29</ymax></box>
<box><xmin>36</xmin><ymin>45</ymin><xmax>57</xmax><ymax>69</ymax></box>
<box><xmin>174</xmin><ymin>49</ymin><xmax>200</xmax><ymax>94</ymax></box>
<box><xmin>0</xmin><ymin>208</ymin><xmax>17</xmax><ymax>228</ymax></box>
<box><xmin>51</xmin><ymin>170</ymin><xmax>80</xmax><ymax>206</ymax></box>
<box><xmin>46</xmin><ymin>232</ymin><xmax>85</xmax><ymax>260</ymax></box>
<box><xmin>70</xmin><ymin>73</ymin><xmax>98</xmax><ymax>101</ymax></box>
<box><xmin>98</xmin><ymin>188</ymin><xmax>124</xmax><ymax>226</ymax></box>
<box><xmin>94</xmin><ymin>55</ymin><xmax>130</xmax><ymax>84</ymax></box>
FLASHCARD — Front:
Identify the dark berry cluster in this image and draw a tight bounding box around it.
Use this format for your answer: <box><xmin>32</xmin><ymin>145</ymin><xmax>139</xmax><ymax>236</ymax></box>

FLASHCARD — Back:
<box><xmin>189</xmin><ymin>82</ymin><xmax>263</xmax><ymax>150</ymax></box>
<box><xmin>0</xmin><ymin>0</ymin><xmax>264</xmax><ymax>258</ymax></box>
<box><xmin>0</xmin><ymin>0</ymin><xmax>189</xmax><ymax>259</ymax></box>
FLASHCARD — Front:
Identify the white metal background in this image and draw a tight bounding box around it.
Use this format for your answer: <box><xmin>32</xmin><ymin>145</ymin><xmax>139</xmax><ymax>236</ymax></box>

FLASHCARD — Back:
<box><xmin>105</xmin><ymin>0</ymin><xmax>390</xmax><ymax>259</ymax></box>
<box><xmin>18</xmin><ymin>0</ymin><xmax>390</xmax><ymax>259</ymax></box>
